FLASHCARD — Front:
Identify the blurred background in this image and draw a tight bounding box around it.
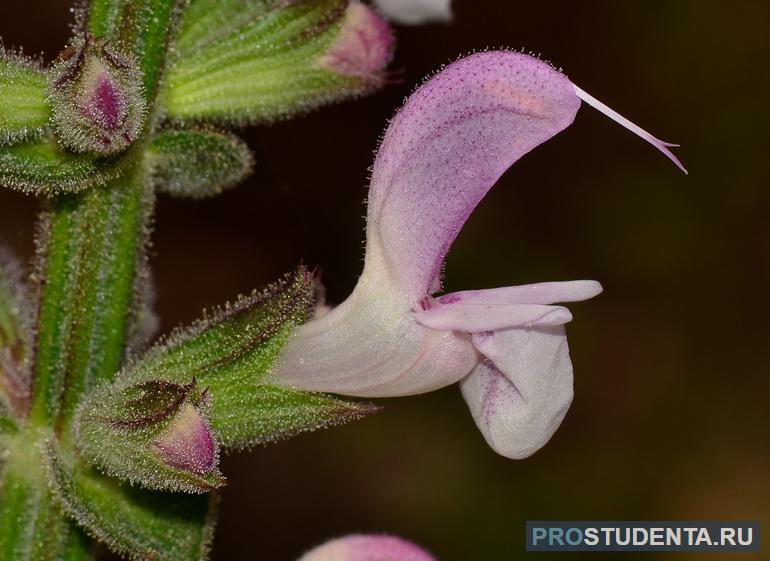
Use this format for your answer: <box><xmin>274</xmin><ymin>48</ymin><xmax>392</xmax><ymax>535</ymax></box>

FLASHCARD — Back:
<box><xmin>1</xmin><ymin>1</ymin><xmax>769</xmax><ymax>559</ymax></box>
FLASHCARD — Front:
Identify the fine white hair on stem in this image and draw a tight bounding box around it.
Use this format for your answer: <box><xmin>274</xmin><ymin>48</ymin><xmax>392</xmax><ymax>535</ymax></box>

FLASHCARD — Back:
<box><xmin>573</xmin><ymin>84</ymin><xmax>688</xmax><ymax>174</ymax></box>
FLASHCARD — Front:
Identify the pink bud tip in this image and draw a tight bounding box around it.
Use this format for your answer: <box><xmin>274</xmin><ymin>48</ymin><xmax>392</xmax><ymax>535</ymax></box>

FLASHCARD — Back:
<box><xmin>318</xmin><ymin>1</ymin><xmax>394</xmax><ymax>81</ymax></box>
<box><xmin>83</xmin><ymin>72</ymin><xmax>124</xmax><ymax>131</ymax></box>
<box><xmin>153</xmin><ymin>403</ymin><xmax>215</xmax><ymax>474</ymax></box>
<box><xmin>297</xmin><ymin>534</ymin><xmax>436</xmax><ymax>561</ymax></box>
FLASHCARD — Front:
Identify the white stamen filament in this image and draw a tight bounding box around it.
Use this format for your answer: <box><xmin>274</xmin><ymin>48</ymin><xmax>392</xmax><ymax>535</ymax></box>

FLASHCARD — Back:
<box><xmin>573</xmin><ymin>84</ymin><xmax>687</xmax><ymax>174</ymax></box>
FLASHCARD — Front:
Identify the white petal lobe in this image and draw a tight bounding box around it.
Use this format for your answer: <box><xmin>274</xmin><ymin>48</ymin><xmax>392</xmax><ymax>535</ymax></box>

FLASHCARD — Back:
<box><xmin>461</xmin><ymin>326</ymin><xmax>574</xmax><ymax>459</ymax></box>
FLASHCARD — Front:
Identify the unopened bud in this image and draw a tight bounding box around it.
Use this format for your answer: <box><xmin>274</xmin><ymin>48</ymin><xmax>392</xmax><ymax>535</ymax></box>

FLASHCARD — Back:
<box><xmin>153</xmin><ymin>402</ymin><xmax>216</xmax><ymax>474</ymax></box>
<box><xmin>318</xmin><ymin>1</ymin><xmax>394</xmax><ymax>84</ymax></box>
<box><xmin>48</xmin><ymin>33</ymin><xmax>145</xmax><ymax>154</ymax></box>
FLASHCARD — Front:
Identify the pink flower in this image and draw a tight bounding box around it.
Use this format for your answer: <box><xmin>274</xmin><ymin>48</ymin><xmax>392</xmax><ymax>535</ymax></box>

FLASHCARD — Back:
<box><xmin>297</xmin><ymin>534</ymin><xmax>435</xmax><ymax>561</ymax></box>
<box><xmin>268</xmin><ymin>51</ymin><xmax>684</xmax><ymax>458</ymax></box>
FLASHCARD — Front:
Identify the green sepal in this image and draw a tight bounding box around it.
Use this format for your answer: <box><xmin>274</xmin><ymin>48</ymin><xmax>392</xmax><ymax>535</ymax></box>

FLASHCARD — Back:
<box><xmin>160</xmin><ymin>0</ymin><xmax>392</xmax><ymax>125</ymax></box>
<box><xmin>0</xmin><ymin>49</ymin><xmax>50</xmax><ymax>145</ymax></box>
<box><xmin>76</xmin><ymin>269</ymin><xmax>377</xmax><ymax>492</ymax></box>
<box><xmin>43</xmin><ymin>439</ymin><xmax>216</xmax><ymax>561</ymax></box>
<box><xmin>147</xmin><ymin>129</ymin><xmax>254</xmax><ymax>198</ymax></box>
<box><xmin>0</xmin><ymin>248</ymin><xmax>33</xmax><ymax>418</ymax></box>
<box><xmin>0</xmin><ymin>136</ymin><xmax>122</xmax><ymax>196</ymax></box>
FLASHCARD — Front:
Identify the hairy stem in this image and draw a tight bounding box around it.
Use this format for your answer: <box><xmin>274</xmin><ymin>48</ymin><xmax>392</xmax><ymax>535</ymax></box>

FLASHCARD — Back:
<box><xmin>1</xmin><ymin>1</ymin><xmax>182</xmax><ymax>559</ymax></box>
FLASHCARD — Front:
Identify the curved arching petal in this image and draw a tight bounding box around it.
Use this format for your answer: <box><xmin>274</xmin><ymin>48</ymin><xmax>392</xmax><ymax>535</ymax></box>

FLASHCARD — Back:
<box><xmin>367</xmin><ymin>52</ymin><xmax>582</xmax><ymax>304</ymax></box>
<box><xmin>297</xmin><ymin>534</ymin><xmax>436</xmax><ymax>561</ymax></box>
<box><xmin>461</xmin><ymin>326</ymin><xmax>573</xmax><ymax>459</ymax></box>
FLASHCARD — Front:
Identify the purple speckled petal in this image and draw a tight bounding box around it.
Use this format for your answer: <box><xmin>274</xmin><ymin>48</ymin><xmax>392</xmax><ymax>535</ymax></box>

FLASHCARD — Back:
<box><xmin>367</xmin><ymin>51</ymin><xmax>581</xmax><ymax>304</ymax></box>
<box><xmin>297</xmin><ymin>534</ymin><xmax>436</xmax><ymax>561</ymax></box>
<box><xmin>461</xmin><ymin>326</ymin><xmax>573</xmax><ymax>459</ymax></box>
<box><xmin>435</xmin><ymin>280</ymin><xmax>603</xmax><ymax>306</ymax></box>
<box><xmin>414</xmin><ymin>302</ymin><xmax>573</xmax><ymax>332</ymax></box>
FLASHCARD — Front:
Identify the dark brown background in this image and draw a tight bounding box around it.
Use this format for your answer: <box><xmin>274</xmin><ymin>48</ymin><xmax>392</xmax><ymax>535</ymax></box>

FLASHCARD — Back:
<box><xmin>1</xmin><ymin>1</ymin><xmax>769</xmax><ymax>560</ymax></box>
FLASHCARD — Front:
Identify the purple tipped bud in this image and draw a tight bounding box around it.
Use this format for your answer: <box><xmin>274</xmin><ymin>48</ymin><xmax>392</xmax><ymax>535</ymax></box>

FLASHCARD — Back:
<box><xmin>318</xmin><ymin>1</ymin><xmax>394</xmax><ymax>84</ymax></box>
<box><xmin>153</xmin><ymin>403</ymin><xmax>216</xmax><ymax>474</ymax></box>
<box><xmin>48</xmin><ymin>34</ymin><xmax>145</xmax><ymax>155</ymax></box>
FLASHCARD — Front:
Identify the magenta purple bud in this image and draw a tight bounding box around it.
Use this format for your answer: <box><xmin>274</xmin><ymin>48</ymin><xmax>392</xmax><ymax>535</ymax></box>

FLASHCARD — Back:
<box><xmin>48</xmin><ymin>33</ymin><xmax>145</xmax><ymax>155</ymax></box>
<box><xmin>153</xmin><ymin>402</ymin><xmax>216</xmax><ymax>474</ymax></box>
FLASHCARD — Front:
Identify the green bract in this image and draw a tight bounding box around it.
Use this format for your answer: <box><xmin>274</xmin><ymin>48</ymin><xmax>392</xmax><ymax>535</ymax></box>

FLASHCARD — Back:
<box><xmin>0</xmin><ymin>137</ymin><xmax>123</xmax><ymax>195</ymax></box>
<box><xmin>0</xmin><ymin>50</ymin><xmax>50</xmax><ymax>145</ymax></box>
<box><xmin>147</xmin><ymin>129</ymin><xmax>253</xmax><ymax>198</ymax></box>
<box><xmin>45</xmin><ymin>440</ymin><xmax>216</xmax><ymax>561</ymax></box>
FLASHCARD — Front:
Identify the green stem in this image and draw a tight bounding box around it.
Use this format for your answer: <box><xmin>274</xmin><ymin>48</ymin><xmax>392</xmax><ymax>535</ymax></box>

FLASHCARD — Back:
<box><xmin>29</xmin><ymin>0</ymin><xmax>179</xmax><ymax>430</ymax></box>
<box><xmin>29</xmin><ymin>165</ymin><xmax>150</xmax><ymax>429</ymax></box>
<box><xmin>3</xmin><ymin>2</ymin><xmax>183</xmax><ymax>560</ymax></box>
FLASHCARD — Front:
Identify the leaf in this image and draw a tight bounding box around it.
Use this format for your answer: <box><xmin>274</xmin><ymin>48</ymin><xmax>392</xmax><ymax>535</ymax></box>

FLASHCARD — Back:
<box><xmin>0</xmin><ymin>136</ymin><xmax>123</xmax><ymax>196</ymax></box>
<box><xmin>0</xmin><ymin>248</ymin><xmax>32</xmax><ymax>418</ymax></box>
<box><xmin>160</xmin><ymin>0</ymin><xmax>392</xmax><ymax>125</ymax></box>
<box><xmin>76</xmin><ymin>269</ymin><xmax>377</xmax><ymax>492</ymax></box>
<box><xmin>44</xmin><ymin>439</ymin><xmax>216</xmax><ymax>561</ymax></box>
<box><xmin>0</xmin><ymin>49</ymin><xmax>50</xmax><ymax>145</ymax></box>
<box><xmin>147</xmin><ymin>129</ymin><xmax>253</xmax><ymax>198</ymax></box>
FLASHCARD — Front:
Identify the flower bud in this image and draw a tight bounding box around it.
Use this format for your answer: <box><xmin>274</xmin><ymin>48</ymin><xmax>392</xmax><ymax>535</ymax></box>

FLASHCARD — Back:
<box><xmin>318</xmin><ymin>1</ymin><xmax>394</xmax><ymax>84</ymax></box>
<box><xmin>153</xmin><ymin>402</ymin><xmax>216</xmax><ymax>474</ymax></box>
<box><xmin>160</xmin><ymin>0</ymin><xmax>394</xmax><ymax>125</ymax></box>
<box><xmin>48</xmin><ymin>33</ymin><xmax>145</xmax><ymax>155</ymax></box>
<box><xmin>75</xmin><ymin>378</ymin><xmax>224</xmax><ymax>492</ymax></box>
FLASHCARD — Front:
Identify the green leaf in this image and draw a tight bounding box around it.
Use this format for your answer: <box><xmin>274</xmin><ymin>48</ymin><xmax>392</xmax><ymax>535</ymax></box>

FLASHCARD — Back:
<box><xmin>0</xmin><ymin>50</ymin><xmax>50</xmax><ymax>145</ymax></box>
<box><xmin>76</xmin><ymin>269</ymin><xmax>377</xmax><ymax>492</ymax></box>
<box><xmin>160</xmin><ymin>0</ymin><xmax>392</xmax><ymax>125</ymax></box>
<box><xmin>44</xmin><ymin>439</ymin><xmax>215</xmax><ymax>561</ymax></box>
<box><xmin>0</xmin><ymin>136</ymin><xmax>123</xmax><ymax>196</ymax></box>
<box><xmin>147</xmin><ymin>129</ymin><xmax>253</xmax><ymax>198</ymax></box>
<box><xmin>0</xmin><ymin>248</ymin><xmax>32</xmax><ymax>418</ymax></box>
